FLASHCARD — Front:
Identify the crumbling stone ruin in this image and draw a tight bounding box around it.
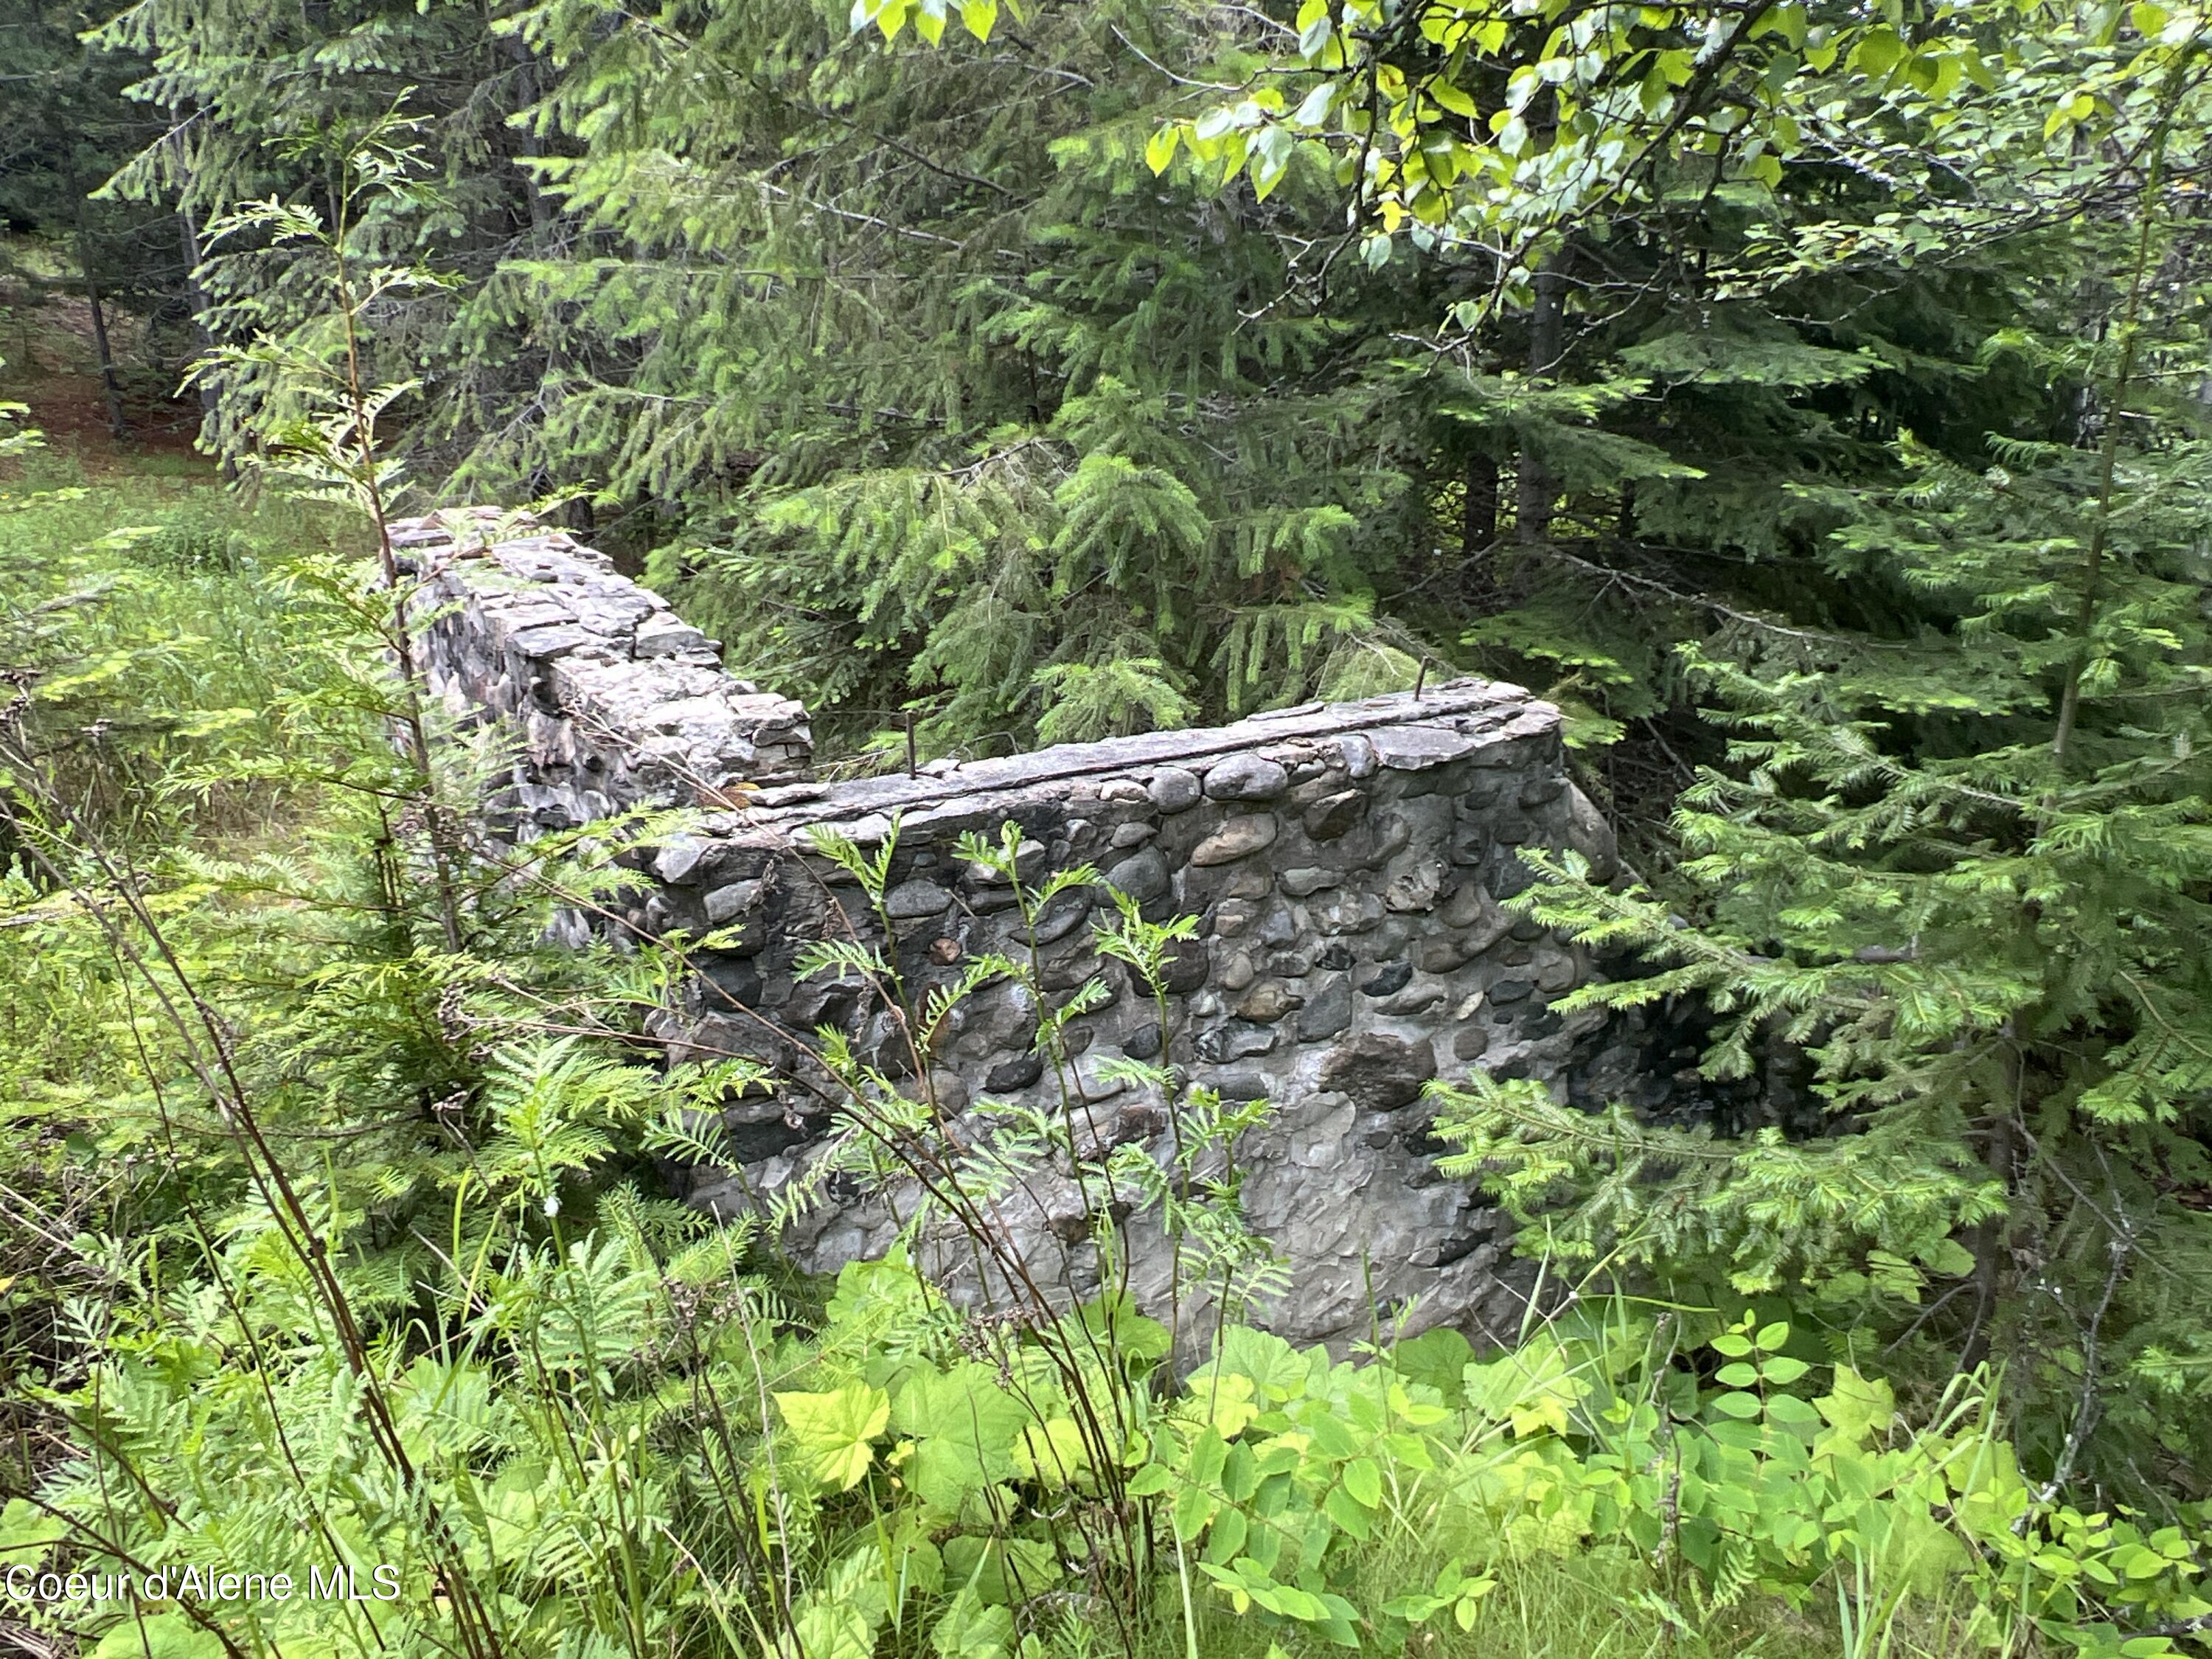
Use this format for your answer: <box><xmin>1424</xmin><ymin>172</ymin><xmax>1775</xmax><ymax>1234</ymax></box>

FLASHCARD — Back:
<box><xmin>393</xmin><ymin>508</ymin><xmax>812</xmax><ymax>823</ymax></box>
<box><xmin>394</xmin><ymin>511</ymin><xmax>1649</xmax><ymax>1347</ymax></box>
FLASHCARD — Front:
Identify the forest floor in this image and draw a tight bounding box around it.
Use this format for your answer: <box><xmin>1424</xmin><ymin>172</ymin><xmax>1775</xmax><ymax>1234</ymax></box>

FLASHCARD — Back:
<box><xmin>1</xmin><ymin>275</ymin><xmax>205</xmax><ymax>481</ymax></box>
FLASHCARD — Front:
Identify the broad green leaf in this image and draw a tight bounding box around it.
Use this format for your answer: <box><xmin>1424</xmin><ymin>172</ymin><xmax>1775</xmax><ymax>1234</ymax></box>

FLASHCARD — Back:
<box><xmin>1467</xmin><ymin>1340</ymin><xmax>1587</xmax><ymax>1437</ymax></box>
<box><xmin>776</xmin><ymin>1384</ymin><xmax>891</xmax><ymax>1492</ymax></box>
<box><xmin>1013</xmin><ymin>1416</ymin><xmax>1087</xmax><ymax>1485</ymax></box>
<box><xmin>1853</xmin><ymin>25</ymin><xmax>1905</xmax><ymax>75</ymax></box>
<box><xmin>1390</xmin><ymin>1327</ymin><xmax>1473</xmax><ymax>1404</ymax></box>
<box><xmin>1194</xmin><ymin>1372</ymin><xmax>1260</xmax><ymax>1438</ymax></box>
<box><xmin>1174</xmin><ymin>1475</ymin><xmax>1220</xmax><ymax>1540</ymax></box>
<box><xmin>894</xmin><ymin>1363</ymin><xmax>1032</xmax><ymax>1509</ymax></box>
<box><xmin>1920</xmin><ymin>1237</ymin><xmax>1976</xmax><ymax>1278</ymax></box>
<box><xmin>1072</xmin><ymin>1293</ymin><xmax>1172</xmax><ymax>1366</ymax></box>
<box><xmin>1197</xmin><ymin>1326</ymin><xmax>1310</xmax><ymax>1403</ymax></box>
<box><xmin>1764</xmin><ymin>1392</ymin><xmax>1822</xmax><ymax>1429</ymax></box>
<box><xmin>942</xmin><ymin>1535</ymin><xmax>1060</xmax><ymax>1605</ymax></box>
<box><xmin>1127</xmin><ymin>1461</ymin><xmax>1175</xmax><ymax>1497</ymax></box>
<box><xmin>1293</xmin><ymin>81</ymin><xmax>1338</xmax><ymax>128</ymax></box>
<box><xmin>933</xmin><ymin>1587</ymin><xmax>1014</xmax><ymax>1658</ymax></box>
<box><xmin>92</xmin><ymin>1615</ymin><xmax>225</xmax><ymax>1659</ymax></box>
<box><xmin>1429</xmin><ymin>80</ymin><xmax>1478</xmax><ymax>118</ymax></box>
<box><xmin>956</xmin><ymin>0</ymin><xmax>998</xmax><ymax>41</ymax></box>
<box><xmin>1205</xmin><ymin>1504</ymin><xmax>1248</xmax><ymax>1565</ymax></box>
<box><xmin>0</xmin><ymin>1498</ymin><xmax>66</xmax><ymax>1565</ymax></box>
<box><xmin>1323</xmin><ymin>1479</ymin><xmax>1372</xmax><ymax>1539</ymax></box>
<box><xmin>1342</xmin><ymin>1455</ymin><xmax>1383</xmax><ymax>1509</ymax></box>
<box><xmin>1814</xmin><ymin>1365</ymin><xmax>1894</xmax><ymax>1447</ymax></box>
<box><xmin>1187</xmin><ymin>1426</ymin><xmax>1231</xmax><ymax>1489</ymax></box>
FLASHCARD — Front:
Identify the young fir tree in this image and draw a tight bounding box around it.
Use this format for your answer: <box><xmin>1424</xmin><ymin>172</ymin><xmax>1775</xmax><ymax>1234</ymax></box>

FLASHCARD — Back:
<box><xmin>100</xmin><ymin>0</ymin><xmax>2067</xmax><ymax>779</ymax></box>
<box><xmin>1430</xmin><ymin>69</ymin><xmax>2212</xmax><ymax>1495</ymax></box>
<box><xmin>850</xmin><ymin>0</ymin><xmax>2183</xmax><ymax>804</ymax></box>
<box><xmin>465</xmin><ymin>0</ymin><xmax>1462</xmax><ymax>757</ymax></box>
<box><xmin>92</xmin><ymin>0</ymin><xmax>557</xmax><ymax>468</ymax></box>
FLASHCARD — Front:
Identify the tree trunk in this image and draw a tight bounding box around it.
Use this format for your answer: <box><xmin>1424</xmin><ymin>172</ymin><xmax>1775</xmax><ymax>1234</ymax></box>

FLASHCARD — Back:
<box><xmin>1463</xmin><ymin>451</ymin><xmax>1498</xmax><ymax>559</ymax></box>
<box><xmin>1515</xmin><ymin>256</ymin><xmax>1567</xmax><ymax>546</ymax></box>
<box><xmin>506</xmin><ymin>33</ymin><xmax>555</xmax><ymax>240</ymax></box>
<box><xmin>1960</xmin><ymin>1048</ymin><xmax>2020</xmax><ymax>1374</ymax></box>
<box><xmin>61</xmin><ymin>156</ymin><xmax>129</xmax><ymax>438</ymax></box>
<box><xmin>83</xmin><ymin>282</ymin><xmax>128</xmax><ymax>439</ymax></box>
<box><xmin>170</xmin><ymin>139</ymin><xmax>232</xmax><ymax>476</ymax></box>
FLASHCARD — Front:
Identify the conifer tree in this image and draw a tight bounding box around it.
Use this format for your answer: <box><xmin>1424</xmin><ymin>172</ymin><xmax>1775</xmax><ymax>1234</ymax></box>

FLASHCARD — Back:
<box><xmin>91</xmin><ymin>0</ymin><xmax>554</xmax><ymax>464</ymax></box>
<box><xmin>1141</xmin><ymin>0</ymin><xmax>2212</xmax><ymax>792</ymax></box>
<box><xmin>467</xmin><ymin>0</ymin><xmax>1460</xmax><ymax>754</ymax></box>
<box><xmin>0</xmin><ymin>1</ymin><xmax>187</xmax><ymax>427</ymax></box>
<box><xmin>1424</xmin><ymin>27</ymin><xmax>2212</xmax><ymax>1494</ymax></box>
<box><xmin>105</xmin><ymin>0</ymin><xmax>2168</xmax><ymax>778</ymax></box>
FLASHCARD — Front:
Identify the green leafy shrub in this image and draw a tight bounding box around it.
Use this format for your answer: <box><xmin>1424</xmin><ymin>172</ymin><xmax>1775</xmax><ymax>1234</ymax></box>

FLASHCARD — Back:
<box><xmin>18</xmin><ymin>1221</ymin><xmax>2207</xmax><ymax>1659</ymax></box>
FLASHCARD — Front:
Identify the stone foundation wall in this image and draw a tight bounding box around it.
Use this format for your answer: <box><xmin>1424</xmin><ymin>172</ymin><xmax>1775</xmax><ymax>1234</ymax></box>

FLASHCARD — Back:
<box><xmin>389</xmin><ymin>509</ymin><xmax>811</xmax><ymax>832</ymax></box>
<box><xmin>400</xmin><ymin>513</ymin><xmax>1649</xmax><ymax>1348</ymax></box>
<box><xmin>639</xmin><ymin>686</ymin><xmax>1627</xmax><ymax>1348</ymax></box>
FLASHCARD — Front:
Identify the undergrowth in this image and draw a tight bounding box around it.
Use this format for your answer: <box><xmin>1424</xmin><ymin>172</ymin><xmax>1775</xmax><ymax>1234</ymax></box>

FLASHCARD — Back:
<box><xmin>0</xmin><ymin>447</ymin><xmax>342</xmax><ymax>841</ymax></box>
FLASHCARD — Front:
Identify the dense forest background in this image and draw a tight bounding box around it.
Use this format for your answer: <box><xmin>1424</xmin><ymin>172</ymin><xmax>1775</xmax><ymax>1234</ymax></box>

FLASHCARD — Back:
<box><xmin>3</xmin><ymin>0</ymin><xmax>2211</xmax><ymax>1655</ymax></box>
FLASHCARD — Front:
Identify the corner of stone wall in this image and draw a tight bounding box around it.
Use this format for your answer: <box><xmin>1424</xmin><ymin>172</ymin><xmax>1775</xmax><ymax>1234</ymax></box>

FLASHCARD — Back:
<box><xmin>388</xmin><ymin>508</ymin><xmax>811</xmax><ymax>832</ymax></box>
<box><xmin>397</xmin><ymin>514</ymin><xmax>1712</xmax><ymax>1352</ymax></box>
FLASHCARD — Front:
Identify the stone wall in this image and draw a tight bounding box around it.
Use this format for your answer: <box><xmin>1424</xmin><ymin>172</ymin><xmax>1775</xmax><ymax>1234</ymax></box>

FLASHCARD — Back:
<box><xmin>399</xmin><ymin>512</ymin><xmax>1649</xmax><ymax>1349</ymax></box>
<box><xmin>390</xmin><ymin>509</ymin><xmax>811</xmax><ymax>833</ymax></box>
<box><xmin>641</xmin><ymin>684</ymin><xmax>1626</xmax><ymax>1348</ymax></box>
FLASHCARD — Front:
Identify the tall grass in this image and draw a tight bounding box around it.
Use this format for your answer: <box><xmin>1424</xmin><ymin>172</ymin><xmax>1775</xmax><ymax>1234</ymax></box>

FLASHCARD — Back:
<box><xmin>0</xmin><ymin>450</ymin><xmax>347</xmax><ymax>844</ymax></box>
<box><xmin>1091</xmin><ymin>1545</ymin><xmax>1843</xmax><ymax>1659</ymax></box>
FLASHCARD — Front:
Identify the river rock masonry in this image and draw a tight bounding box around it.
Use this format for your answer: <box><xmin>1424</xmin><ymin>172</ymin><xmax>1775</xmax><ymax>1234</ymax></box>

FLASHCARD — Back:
<box><xmin>394</xmin><ymin>510</ymin><xmax>1628</xmax><ymax>1348</ymax></box>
